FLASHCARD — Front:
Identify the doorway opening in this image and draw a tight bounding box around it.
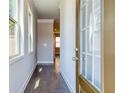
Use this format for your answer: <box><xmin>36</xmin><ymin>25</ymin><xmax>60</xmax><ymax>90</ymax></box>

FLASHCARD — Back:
<box><xmin>53</xmin><ymin>19</ymin><xmax>60</xmax><ymax>72</ymax></box>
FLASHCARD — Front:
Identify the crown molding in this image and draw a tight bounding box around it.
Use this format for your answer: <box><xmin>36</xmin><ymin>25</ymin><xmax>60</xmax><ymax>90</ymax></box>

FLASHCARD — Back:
<box><xmin>37</xmin><ymin>19</ymin><xmax>54</xmax><ymax>23</ymax></box>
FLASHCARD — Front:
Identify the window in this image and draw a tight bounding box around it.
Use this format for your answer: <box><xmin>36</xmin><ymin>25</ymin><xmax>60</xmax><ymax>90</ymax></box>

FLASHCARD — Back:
<box><xmin>56</xmin><ymin>37</ymin><xmax>60</xmax><ymax>47</ymax></box>
<box><xmin>80</xmin><ymin>0</ymin><xmax>102</xmax><ymax>91</ymax></box>
<box><xmin>28</xmin><ymin>7</ymin><xmax>33</xmax><ymax>53</ymax></box>
<box><xmin>9</xmin><ymin>0</ymin><xmax>20</xmax><ymax>58</ymax></box>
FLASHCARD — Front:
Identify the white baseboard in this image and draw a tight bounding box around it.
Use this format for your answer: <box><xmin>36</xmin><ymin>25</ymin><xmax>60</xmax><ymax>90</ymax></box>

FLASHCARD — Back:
<box><xmin>61</xmin><ymin>71</ymin><xmax>76</xmax><ymax>93</ymax></box>
<box><xmin>19</xmin><ymin>63</ymin><xmax>37</xmax><ymax>93</ymax></box>
<box><xmin>37</xmin><ymin>61</ymin><xmax>53</xmax><ymax>64</ymax></box>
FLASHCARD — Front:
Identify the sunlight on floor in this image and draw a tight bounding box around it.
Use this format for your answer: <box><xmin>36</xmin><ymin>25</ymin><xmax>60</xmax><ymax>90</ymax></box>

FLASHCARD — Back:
<box><xmin>34</xmin><ymin>79</ymin><xmax>40</xmax><ymax>89</ymax></box>
<box><xmin>39</xmin><ymin>67</ymin><xmax>42</xmax><ymax>72</ymax></box>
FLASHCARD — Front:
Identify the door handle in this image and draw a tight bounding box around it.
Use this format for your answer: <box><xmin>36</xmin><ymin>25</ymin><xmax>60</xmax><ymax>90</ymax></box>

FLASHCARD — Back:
<box><xmin>72</xmin><ymin>57</ymin><xmax>79</xmax><ymax>61</ymax></box>
<box><xmin>72</xmin><ymin>48</ymin><xmax>79</xmax><ymax>61</ymax></box>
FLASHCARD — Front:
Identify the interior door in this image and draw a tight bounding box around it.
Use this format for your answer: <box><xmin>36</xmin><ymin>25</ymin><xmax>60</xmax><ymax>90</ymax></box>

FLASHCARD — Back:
<box><xmin>76</xmin><ymin>0</ymin><xmax>102</xmax><ymax>93</ymax></box>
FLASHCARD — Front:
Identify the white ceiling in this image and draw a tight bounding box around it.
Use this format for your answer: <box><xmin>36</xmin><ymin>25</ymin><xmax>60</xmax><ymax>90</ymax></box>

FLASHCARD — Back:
<box><xmin>33</xmin><ymin>0</ymin><xmax>61</xmax><ymax>20</ymax></box>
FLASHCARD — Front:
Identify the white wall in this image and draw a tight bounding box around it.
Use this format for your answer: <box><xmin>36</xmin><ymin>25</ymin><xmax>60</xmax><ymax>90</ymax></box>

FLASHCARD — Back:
<box><xmin>9</xmin><ymin>0</ymin><xmax>37</xmax><ymax>93</ymax></box>
<box><xmin>37</xmin><ymin>19</ymin><xmax>54</xmax><ymax>64</ymax></box>
<box><xmin>60</xmin><ymin>0</ymin><xmax>76</xmax><ymax>93</ymax></box>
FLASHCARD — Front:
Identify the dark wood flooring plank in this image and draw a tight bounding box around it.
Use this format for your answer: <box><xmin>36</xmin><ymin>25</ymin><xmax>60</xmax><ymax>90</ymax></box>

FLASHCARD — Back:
<box><xmin>24</xmin><ymin>57</ymin><xmax>71</xmax><ymax>93</ymax></box>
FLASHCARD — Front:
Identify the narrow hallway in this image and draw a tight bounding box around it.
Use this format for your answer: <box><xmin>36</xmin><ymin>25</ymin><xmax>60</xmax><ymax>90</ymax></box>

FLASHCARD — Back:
<box><xmin>8</xmin><ymin>0</ymin><xmax>115</xmax><ymax>93</ymax></box>
<box><xmin>24</xmin><ymin>57</ymin><xmax>71</xmax><ymax>93</ymax></box>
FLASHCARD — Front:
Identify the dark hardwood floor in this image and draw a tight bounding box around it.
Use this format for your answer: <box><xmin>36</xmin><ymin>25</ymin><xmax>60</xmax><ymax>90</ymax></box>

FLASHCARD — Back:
<box><xmin>24</xmin><ymin>57</ymin><xmax>71</xmax><ymax>93</ymax></box>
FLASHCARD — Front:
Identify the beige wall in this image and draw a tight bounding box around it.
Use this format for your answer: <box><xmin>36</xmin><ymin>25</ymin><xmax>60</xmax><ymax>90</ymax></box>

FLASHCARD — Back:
<box><xmin>103</xmin><ymin>0</ymin><xmax>115</xmax><ymax>92</ymax></box>
<box><xmin>37</xmin><ymin>19</ymin><xmax>54</xmax><ymax>63</ymax></box>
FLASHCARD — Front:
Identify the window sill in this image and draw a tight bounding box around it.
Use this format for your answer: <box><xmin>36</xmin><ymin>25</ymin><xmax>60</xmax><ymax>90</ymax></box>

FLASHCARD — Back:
<box><xmin>9</xmin><ymin>55</ymin><xmax>24</xmax><ymax>65</ymax></box>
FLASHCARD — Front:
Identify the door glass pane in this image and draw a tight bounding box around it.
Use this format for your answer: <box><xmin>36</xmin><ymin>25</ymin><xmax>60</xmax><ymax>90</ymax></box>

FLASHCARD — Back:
<box><xmin>80</xmin><ymin>54</ymin><xmax>86</xmax><ymax>76</ymax></box>
<box><xmin>86</xmin><ymin>55</ymin><xmax>92</xmax><ymax>82</ymax></box>
<box><xmin>94</xmin><ymin>10</ymin><xmax>101</xmax><ymax>25</ymax></box>
<box><xmin>87</xmin><ymin>28</ymin><xmax>93</xmax><ymax>53</ymax></box>
<box><xmin>94</xmin><ymin>57</ymin><xmax>101</xmax><ymax>89</ymax></box>
<box><xmin>81</xmin><ymin>31</ymin><xmax>86</xmax><ymax>52</ymax></box>
<box><xmin>93</xmin><ymin>1</ymin><xmax>101</xmax><ymax>55</ymax></box>
<box><xmin>93</xmin><ymin>0</ymin><xmax>100</xmax><ymax>9</ymax></box>
<box><xmin>93</xmin><ymin>29</ymin><xmax>101</xmax><ymax>55</ymax></box>
<box><xmin>81</xmin><ymin>0</ymin><xmax>86</xmax><ymax>5</ymax></box>
<box><xmin>81</xmin><ymin>6</ymin><xmax>86</xmax><ymax>30</ymax></box>
<box><xmin>86</xmin><ymin>0</ymin><xmax>93</xmax><ymax>27</ymax></box>
<box><xmin>86</xmin><ymin>0</ymin><xmax>93</xmax><ymax>53</ymax></box>
<box><xmin>79</xmin><ymin>0</ymin><xmax>102</xmax><ymax>91</ymax></box>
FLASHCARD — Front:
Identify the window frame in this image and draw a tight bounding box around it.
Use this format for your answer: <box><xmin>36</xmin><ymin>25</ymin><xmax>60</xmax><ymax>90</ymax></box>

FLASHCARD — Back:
<box><xmin>9</xmin><ymin>0</ymin><xmax>24</xmax><ymax>62</ymax></box>
<box><xmin>9</xmin><ymin>0</ymin><xmax>20</xmax><ymax>59</ymax></box>
<box><xmin>28</xmin><ymin>5</ymin><xmax>33</xmax><ymax>53</ymax></box>
<box><xmin>55</xmin><ymin>37</ymin><xmax>60</xmax><ymax>48</ymax></box>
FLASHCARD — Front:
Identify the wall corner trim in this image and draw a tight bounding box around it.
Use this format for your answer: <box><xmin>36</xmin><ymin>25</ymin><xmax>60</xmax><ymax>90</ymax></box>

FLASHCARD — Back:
<box><xmin>37</xmin><ymin>19</ymin><xmax>54</xmax><ymax>23</ymax></box>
